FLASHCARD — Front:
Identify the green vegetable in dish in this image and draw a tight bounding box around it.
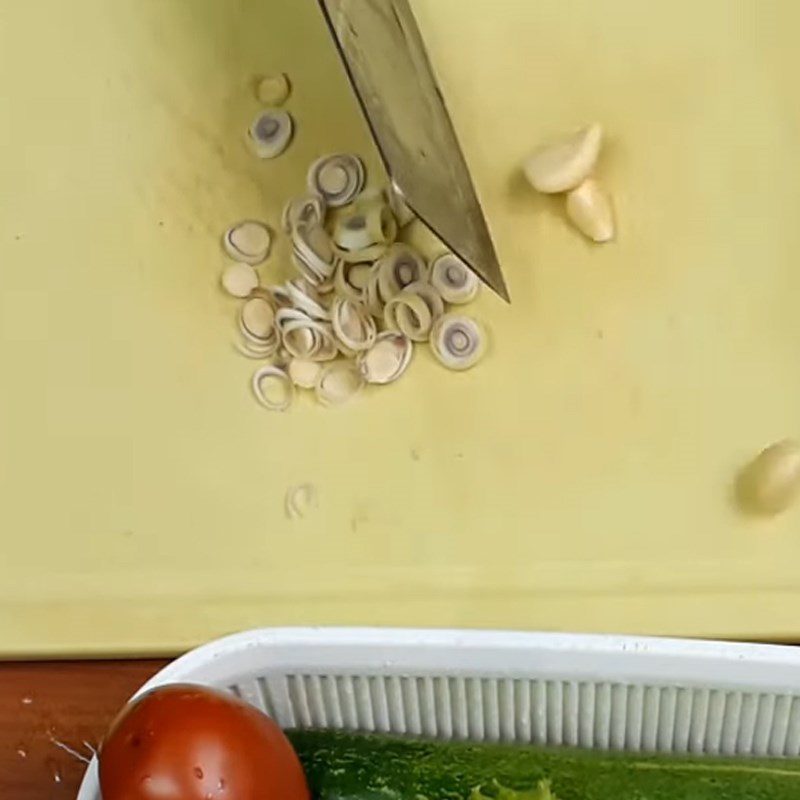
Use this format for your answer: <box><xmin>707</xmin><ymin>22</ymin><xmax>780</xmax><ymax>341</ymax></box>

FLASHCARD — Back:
<box><xmin>288</xmin><ymin>729</ymin><xmax>800</xmax><ymax>800</ymax></box>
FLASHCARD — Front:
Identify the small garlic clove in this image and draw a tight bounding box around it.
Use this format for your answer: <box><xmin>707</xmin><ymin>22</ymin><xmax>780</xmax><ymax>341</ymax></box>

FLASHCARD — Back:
<box><xmin>307</xmin><ymin>154</ymin><xmax>365</xmax><ymax>207</ymax></box>
<box><xmin>247</xmin><ymin>109</ymin><xmax>294</xmax><ymax>159</ymax></box>
<box><xmin>357</xmin><ymin>331</ymin><xmax>413</xmax><ymax>385</ymax></box>
<box><xmin>287</xmin><ymin>358</ymin><xmax>322</xmax><ymax>389</ymax></box>
<box><xmin>223</xmin><ymin>221</ymin><xmax>272</xmax><ymax>265</ymax></box>
<box><xmin>221</xmin><ymin>262</ymin><xmax>259</xmax><ymax>298</ymax></box>
<box><xmin>430</xmin><ymin>253</ymin><xmax>480</xmax><ymax>304</ymax></box>
<box><xmin>523</xmin><ymin>123</ymin><xmax>603</xmax><ymax>194</ymax></box>
<box><xmin>256</xmin><ymin>73</ymin><xmax>291</xmax><ymax>106</ymax></box>
<box><xmin>251</xmin><ymin>366</ymin><xmax>294</xmax><ymax>411</ymax></box>
<box><xmin>737</xmin><ymin>439</ymin><xmax>800</xmax><ymax>515</ymax></box>
<box><xmin>430</xmin><ymin>314</ymin><xmax>486</xmax><ymax>371</ymax></box>
<box><xmin>315</xmin><ymin>361</ymin><xmax>365</xmax><ymax>407</ymax></box>
<box><xmin>565</xmin><ymin>178</ymin><xmax>615</xmax><ymax>243</ymax></box>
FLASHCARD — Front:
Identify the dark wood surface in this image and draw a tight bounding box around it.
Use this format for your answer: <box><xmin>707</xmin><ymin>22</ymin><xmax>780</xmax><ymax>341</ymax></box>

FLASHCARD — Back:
<box><xmin>0</xmin><ymin>660</ymin><xmax>170</xmax><ymax>800</ymax></box>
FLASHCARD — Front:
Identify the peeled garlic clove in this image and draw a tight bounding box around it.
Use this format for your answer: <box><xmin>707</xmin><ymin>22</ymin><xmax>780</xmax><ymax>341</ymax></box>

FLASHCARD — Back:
<box><xmin>282</xmin><ymin>193</ymin><xmax>326</xmax><ymax>233</ymax></box>
<box><xmin>331</xmin><ymin>296</ymin><xmax>377</xmax><ymax>352</ymax></box>
<box><xmin>315</xmin><ymin>361</ymin><xmax>365</xmax><ymax>407</ymax></box>
<box><xmin>223</xmin><ymin>220</ymin><xmax>271</xmax><ymax>265</ymax></box>
<box><xmin>357</xmin><ymin>331</ymin><xmax>413</xmax><ymax>385</ymax></box>
<box><xmin>288</xmin><ymin>358</ymin><xmax>322</xmax><ymax>389</ymax></box>
<box><xmin>523</xmin><ymin>123</ymin><xmax>602</xmax><ymax>194</ymax></box>
<box><xmin>221</xmin><ymin>262</ymin><xmax>259</xmax><ymax>298</ymax></box>
<box><xmin>737</xmin><ymin>439</ymin><xmax>800</xmax><ymax>515</ymax></box>
<box><xmin>430</xmin><ymin>313</ymin><xmax>486</xmax><ymax>371</ymax></box>
<box><xmin>247</xmin><ymin>109</ymin><xmax>293</xmax><ymax>159</ymax></box>
<box><xmin>256</xmin><ymin>73</ymin><xmax>291</xmax><ymax>106</ymax></box>
<box><xmin>240</xmin><ymin>296</ymin><xmax>276</xmax><ymax>340</ymax></box>
<box><xmin>566</xmin><ymin>178</ymin><xmax>615</xmax><ymax>243</ymax></box>
<box><xmin>307</xmin><ymin>154</ymin><xmax>365</xmax><ymax>207</ymax></box>
<box><xmin>376</xmin><ymin>244</ymin><xmax>428</xmax><ymax>299</ymax></box>
<box><xmin>430</xmin><ymin>253</ymin><xmax>480</xmax><ymax>304</ymax></box>
<box><xmin>251</xmin><ymin>365</ymin><xmax>294</xmax><ymax>411</ymax></box>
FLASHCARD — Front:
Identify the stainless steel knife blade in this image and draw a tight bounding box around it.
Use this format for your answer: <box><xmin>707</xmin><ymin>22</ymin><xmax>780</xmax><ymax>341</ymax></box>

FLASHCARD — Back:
<box><xmin>318</xmin><ymin>0</ymin><xmax>510</xmax><ymax>301</ymax></box>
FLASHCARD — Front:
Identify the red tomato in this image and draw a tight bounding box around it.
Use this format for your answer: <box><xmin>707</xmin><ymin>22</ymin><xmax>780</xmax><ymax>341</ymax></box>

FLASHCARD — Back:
<box><xmin>99</xmin><ymin>683</ymin><xmax>310</xmax><ymax>800</ymax></box>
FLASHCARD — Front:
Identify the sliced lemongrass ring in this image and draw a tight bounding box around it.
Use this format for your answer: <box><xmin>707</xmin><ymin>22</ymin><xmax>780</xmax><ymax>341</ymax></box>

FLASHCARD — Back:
<box><xmin>256</xmin><ymin>73</ymin><xmax>291</xmax><ymax>106</ymax></box>
<box><xmin>430</xmin><ymin>314</ymin><xmax>486</xmax><ymax>371</ymax></box>
<box><xmin>331</xmin><ymin>297</ymin><xmax>377</xmax><ymax>352</ymax></box>
<box><xmin>285</xmin><ymin>483</ymin><xmax>318</xmax><ymax>520</ymax></box>
<box><xmin>247</xmin><ymin>109</ymin><xmax>293</xmax><ymax>159</ymax></box>
<box><xmin>430</xmin><ymin>253</ymin><xmax>480</xmax><ymax>304</ymax></box>
<box><xmin>384</xmin><ymin>291</ymin><xmax>432</xmax><ymax>342</ymax></box>
<box><xmin>402</xmin><ymin>280</ymin><xmax>444</xmax><ymax>321</ymax></box>
<box><xmin>292</xmin><ymin>223</ymin><xmax>337</xmax><ymax>282</ymax></box>
<box><xmin>223</xmin><ymin>220</ymin><xmax>272</xmax><ymax>265</ymax></box>
<box><xmin>282</xmin><ymin>193</ymin><xmax>326</xmax><ymax>233</ymax></box>
<box><xmin>307</xmin><ymin>154</ymin><xmax>365</xmax><ymax>207</ymax></box>
<box><xmin>357</xmin><ymin>331</ymin><xmax>413</xmax><ymax>385</ymax></box>
<box><xmin>523</xmin><ymin>122</ymin><xmax>602</xmax><ymax>194</ymax></box>
<box><xmin>333</xmin><ymin>202</ymin><xmax>395</xmax><ymax>253</ymax></box>
<box><xmin>285</xmin><ymin>279</ymin><xmax>330</xmax><ymax>321</ymax></box>
<box><xmin>315</xmin><ymin>361</ymin><xmax>365</xmax><ymax>407</ymax></box>
<box><xmin>282</xmin><ymin>318</ymin><xmax>337</xmax><ymax>362</ymax></box>
<box><xmin>239</xmin><ymin>296</ymin><xmax>276</xmax><ymax>340</ymax></box>
<box><xmin>375</xmin><ymin>244</ymin><xmax>427</xmax><ymax>300</ymax></box>
<box><xmin>221</xmin><ymin>262</ymin><xmax>259</xmax><ymax>298</ymax></box>
<box><xmin>287</xmin><ymin>358</ymin><xmax>323</xmax><ymax>389</ymax></box>
<box><xmin>234</xmin><ymin>336</ymin><xmax>278</xmax><ymax>360</ymax></box>
<box><xmin>251</xmin><ymin>366</ymin><xmax>293</xmax><ymax>411</ymax></box>
<box><xmin>334</xmin><ymin>260</ymin><xmax>373</xmax><ymax>303</ymax></box>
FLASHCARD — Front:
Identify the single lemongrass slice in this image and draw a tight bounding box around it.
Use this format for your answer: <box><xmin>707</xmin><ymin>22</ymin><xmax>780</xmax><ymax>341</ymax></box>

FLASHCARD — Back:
<box><xmin>223</xmin><ymin>220</ymin><xmax>272</xmax><ymax>265</ymax></box>
<box><xmin>256</xmin><ymin>73</ymin><xmax>290</xmax><ymax>106</ymax></box>
<box><xmin>251</xmin><ymin>366</ymin><xmax>294</xmax><ymax>411</ymax></box>
<box><xmin>523</xmin><ymin>122</ymin><xmax>602</xmax><ymax>194</ymax></box>
<box><xmin>285</xmin><ymin>279</ymin><xmax>330</xmax><ymax>321</ymax></box>
<box><xmin>334</xmin><ymin>261</ymin><xmax>373</xmax><ymax>303</ymax></box>
<box><xmin>287</xmin><ymin>358</ymin><xmax>323</xmax><ymax>389</ymax></box>
<box><xmin>315</xmin><ymin>361</ymin><xmax>365</xmax><ymax>407</ymax></box>
<box><xmin>240</xmin><ymin>296</ymin><xmax>276</xmax><ymax>341</ymax></box>
<box><xmin>282</xmin><ymin>193</ymin><xmax>326</xmax><ymax>233</ymax></box>
<box><xmin>430</xmin><ymin>314</ymin><xmax>486</xmax><ymax>371</ymax></box>
<box><xmin>221</xmin><ymin>262</ymin><xmax>259</xmax><ymax>298</ymax></box>
<box><xmin>285</xmin><ymin>483</ymin><xmax>317</xmax><ymax>520</ymax></box>
<box><xmin>384</xmin><ymin>291</ymin><xmax>432</xmax><ymax>342</ymax></box>
<box><xmin>247</xmin><ymin>109</ymin><xmax>293</xmax><ymax>159</ymax></box>
<box><xmin>430</xmin><ymin>253</ymin><xmax>480</xmax><ymax>304</ymax></box>
<box><xmin>566</xmin><ymin>178</ymin><xmax>615</xmax><ymax>243</ymax></box>
<box><xmin>357</xmin><ymin>331</ymin><xmax>413</xmax><ymax>385</ymax></box>
<box><xmin>331</xmin><ymin>296</ymin><xmax>377</xmax><ymax>352</ymax></box>
<box><xmin>307</xmin><ymin>154</ymin><xmax>365</xmax><ymax>207</ymax></box>
<box><xmin>737</xmin><ymin>439</ymin><xmax>800</xmax><ymax>515</ymax></box>
<box><xmin>376</xmin><ymin>244</ymin><xmax>428</xmax><ymax>299</ymax></box>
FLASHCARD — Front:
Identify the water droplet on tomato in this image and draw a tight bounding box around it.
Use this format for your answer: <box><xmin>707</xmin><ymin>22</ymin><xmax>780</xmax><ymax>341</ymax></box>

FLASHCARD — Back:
<box><xmin>16</xmin><ymin>744</ymin><xmax>28</xmax><ymax>759</ymax></box>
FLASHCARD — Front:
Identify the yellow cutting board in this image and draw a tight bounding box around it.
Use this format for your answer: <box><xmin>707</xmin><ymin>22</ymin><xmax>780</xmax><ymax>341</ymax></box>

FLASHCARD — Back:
<box><xmin>2</xmin><ymin>0</ymin><xmax>800</xmax><ymax>656</ymax></box>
